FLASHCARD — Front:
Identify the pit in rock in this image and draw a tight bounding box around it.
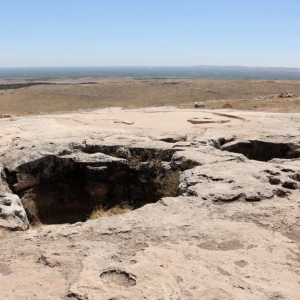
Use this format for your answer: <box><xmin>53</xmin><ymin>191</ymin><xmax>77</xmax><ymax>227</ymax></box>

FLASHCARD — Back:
<box><xmin>4</xmin><ymin>148</ymin><xmax>180</xmax><ymax>225</ymax></box>
<box><xmin>221</xmin><ymin>139</ymin><xmax>300</xmax><ymax>162</ymax></box>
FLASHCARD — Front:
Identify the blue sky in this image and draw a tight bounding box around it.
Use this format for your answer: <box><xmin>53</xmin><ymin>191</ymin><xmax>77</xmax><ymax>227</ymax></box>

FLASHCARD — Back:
<box><xmin>1</xmin><ymin>0</ymin><xmax>299</xmax><ymax>67</ymax></box>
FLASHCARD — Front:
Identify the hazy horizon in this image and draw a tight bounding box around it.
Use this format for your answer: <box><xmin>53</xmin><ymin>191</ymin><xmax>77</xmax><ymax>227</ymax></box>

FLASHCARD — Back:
<box><xmin>1</xmin><ymin>66</ymin><xmax>300</xmax><ymax>81</ymax></box>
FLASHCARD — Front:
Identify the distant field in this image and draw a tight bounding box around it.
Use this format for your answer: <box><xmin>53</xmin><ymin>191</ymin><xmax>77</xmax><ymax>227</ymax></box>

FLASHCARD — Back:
<box><xmin>0</xmin><ymin>79</ymin><xmax>299</xmax><ymax>116</ymax></box>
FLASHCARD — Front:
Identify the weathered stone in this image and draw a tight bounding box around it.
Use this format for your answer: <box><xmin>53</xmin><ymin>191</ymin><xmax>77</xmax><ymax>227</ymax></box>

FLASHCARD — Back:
<box><xmin>158</xmin><ymin>134</ymin><xmax>187</xmax><ymax>143</ymax></box>
<box><xmin>194</xmin><ymin>102</ymin><xmax>205</xmax><ymax>107</ymax></box>
<box><xmin>13</xmin><ymin>173</ymin><xmax>39</xmax><ymax>192</ymax></box>
<box><xmin>114</xmin><ymin>119</ymin><xmax>134</xmax><ymax>125</ymax></box>
<box><xmin>0</xmin><ymin>193</ymin><xmax>29</xmax><ymax>230</ymax></box>
<box><xmin>0</xmin><ymin>107</ymin><xmax>300</xmax><ymax>299</ymax></box>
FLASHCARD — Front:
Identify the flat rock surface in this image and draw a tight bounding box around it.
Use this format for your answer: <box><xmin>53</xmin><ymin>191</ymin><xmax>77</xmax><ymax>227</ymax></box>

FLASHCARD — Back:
<box><xmin>0</xmin><ymin>107</ymin><xmax>300</xmax><ymax>300</ymax></box>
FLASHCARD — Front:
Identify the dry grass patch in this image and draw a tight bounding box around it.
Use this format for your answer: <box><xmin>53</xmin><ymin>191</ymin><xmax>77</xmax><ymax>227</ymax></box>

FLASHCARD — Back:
<box><xmin>89</xmin><ymin>205</ymin><xmax>132</xmax><ymax>220</ymax></box>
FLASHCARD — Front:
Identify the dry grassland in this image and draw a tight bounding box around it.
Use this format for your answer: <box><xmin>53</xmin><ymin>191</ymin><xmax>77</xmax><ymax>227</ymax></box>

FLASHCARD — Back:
<box><xmin>0</xmin><ymin>79</ymin><xmax>300</xmax><ymax>116</ymax></box>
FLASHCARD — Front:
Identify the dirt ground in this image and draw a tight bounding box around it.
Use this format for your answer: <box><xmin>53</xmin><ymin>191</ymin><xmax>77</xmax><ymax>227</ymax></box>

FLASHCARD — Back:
<box><xmin>0</xmin><ymin>78</ymin><xmax>299</xmax><ymax>116</ymax></box>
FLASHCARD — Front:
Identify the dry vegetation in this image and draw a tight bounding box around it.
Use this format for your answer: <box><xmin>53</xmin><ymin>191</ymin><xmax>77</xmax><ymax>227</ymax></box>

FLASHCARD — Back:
<box><xmin>0</xmin><ymin>79</ymin><xmax>300</xmax><ymax>116</ymax></box>
<box><xmin>89</xmin><ymin>205</ymin><xmax>132</xmax><ymax>220</ymax></box>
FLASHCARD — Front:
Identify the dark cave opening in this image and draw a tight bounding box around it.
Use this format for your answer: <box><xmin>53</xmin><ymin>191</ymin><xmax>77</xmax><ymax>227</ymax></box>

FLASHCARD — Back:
<box><xmin>4</xmin><ymin>152</ymin><xmax>180</xmax><ymax>225</ymax></box>
<box><xmin>221</xmin><ymin>140</ymin><xmax>300</xmax><ymax>162</ymax></box>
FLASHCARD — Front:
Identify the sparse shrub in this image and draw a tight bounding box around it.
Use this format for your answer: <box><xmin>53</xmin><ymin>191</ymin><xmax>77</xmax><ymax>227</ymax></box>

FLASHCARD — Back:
<box><xmin>89</xmin><ymin>205</ymin><xmax>132</xmax><ymax>220</ymax></box>
<box><xmin>0</xmin><ymin>82</ymin><xmax>55</xmax><ymax>90</ymax></box>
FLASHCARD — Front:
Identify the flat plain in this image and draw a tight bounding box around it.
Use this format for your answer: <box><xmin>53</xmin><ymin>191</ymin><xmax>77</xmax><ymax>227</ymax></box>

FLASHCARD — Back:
<box><xmin>0</xmin><ymin>78</ymin><xmax>300</xmax><ymax>116</ymax></box>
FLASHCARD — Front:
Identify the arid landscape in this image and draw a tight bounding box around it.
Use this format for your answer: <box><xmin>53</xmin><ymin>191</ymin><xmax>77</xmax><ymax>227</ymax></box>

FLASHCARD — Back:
<box><xmin>0</xmin><ymin>0</ymin><xmax>300</xmax><ymax>300</ymax></box>
<box><xmin>0</xmin><ymin>79</ymin><xmax>300</xmax><ymax>299</ymax></box>
<box><xmin>0</xmin><ymin>78</ymin><xmax>300</xmax><ymax>116</ymax></box>
<box><xmin>2</xmin><ymin>0</ymin><xmax>300</xmax><ymax>298</ymax></box>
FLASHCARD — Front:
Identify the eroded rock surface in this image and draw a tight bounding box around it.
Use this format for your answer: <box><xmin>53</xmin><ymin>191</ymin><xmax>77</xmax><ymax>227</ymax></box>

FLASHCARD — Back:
<box><xmin>0</xmin><ymin>107</ymin><xmax>300</xmax><ymax>299</ymax></box>
<box><xmin>0</xmin><ymin>193</ymin><xmax>29</xmax><ymax>230</ymax></box>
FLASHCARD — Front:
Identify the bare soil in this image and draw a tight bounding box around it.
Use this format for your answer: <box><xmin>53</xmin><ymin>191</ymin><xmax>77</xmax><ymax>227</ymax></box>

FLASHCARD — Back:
<box><xmin>0</xmin><ymin>79</ymin><xmax>299</xmax><ymax>116</ymax></box>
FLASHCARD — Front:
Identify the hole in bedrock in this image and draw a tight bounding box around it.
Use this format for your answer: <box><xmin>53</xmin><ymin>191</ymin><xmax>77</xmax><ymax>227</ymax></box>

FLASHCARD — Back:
<box><xmin>11</xmin><ymin>156</ymin><xmax>180</xmax><ymax>225</ymax></box>
<box><xmin>221</xmin><ymin>140</ymin><xmax>300</xmax><ymax>162</ymax></box>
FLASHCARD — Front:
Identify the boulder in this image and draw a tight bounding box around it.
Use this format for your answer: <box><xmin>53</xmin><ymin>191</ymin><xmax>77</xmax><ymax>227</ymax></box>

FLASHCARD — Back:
<box><xmin>0</xmin><ymin>193</ymin><xmax>29</xmax><ymax>230</ymax></box>
<box><xmin>194</xmin><ymin>102</ymin><xmax>205</xmax><ymax>108</ymax></box>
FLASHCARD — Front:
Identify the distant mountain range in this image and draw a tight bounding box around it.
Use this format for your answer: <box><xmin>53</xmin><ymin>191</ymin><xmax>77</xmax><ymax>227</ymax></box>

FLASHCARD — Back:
<box><xmin>192</xmin><ymin>65</ymin><xmax>300</xmax><ymax>72</ymax></box>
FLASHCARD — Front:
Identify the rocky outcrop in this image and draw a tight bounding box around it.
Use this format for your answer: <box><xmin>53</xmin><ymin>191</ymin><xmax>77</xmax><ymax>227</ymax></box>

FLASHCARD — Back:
<box><xmin>0</xmin><ymin>107</ymin><xmax>300</xmax><ymax>299</ymax></box>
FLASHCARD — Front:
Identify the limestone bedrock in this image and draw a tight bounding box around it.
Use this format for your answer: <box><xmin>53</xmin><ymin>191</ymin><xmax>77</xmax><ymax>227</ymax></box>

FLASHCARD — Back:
<box><xmin>0</xmin><ymin>107</ymin><xmax>300</xmax><ymax>300</ymax></box>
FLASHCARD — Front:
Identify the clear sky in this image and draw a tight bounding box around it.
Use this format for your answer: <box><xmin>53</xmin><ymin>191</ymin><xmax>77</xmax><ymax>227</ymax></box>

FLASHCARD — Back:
<box><xmin>1</xmin><ymin>0</ymin><xmax>299</xmax><ymax>68</ymax></box>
